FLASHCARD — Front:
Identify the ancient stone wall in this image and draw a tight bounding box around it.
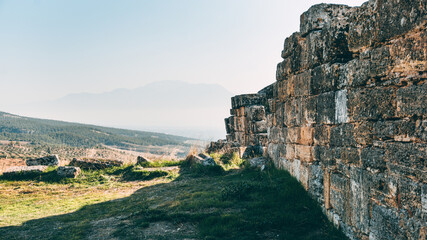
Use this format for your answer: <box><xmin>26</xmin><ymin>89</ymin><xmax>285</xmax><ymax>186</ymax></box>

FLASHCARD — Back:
<box><xmin>217</xmin><ymin>0</ymin><xmax>426</xmax><ymax>239</ymax></box>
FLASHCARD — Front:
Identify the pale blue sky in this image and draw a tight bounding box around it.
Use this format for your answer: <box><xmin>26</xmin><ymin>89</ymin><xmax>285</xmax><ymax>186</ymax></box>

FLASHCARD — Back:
<box><xmin>0</xmin><ymin>0</ymin><xmax>366</xmax><ymax>108</ymax></box>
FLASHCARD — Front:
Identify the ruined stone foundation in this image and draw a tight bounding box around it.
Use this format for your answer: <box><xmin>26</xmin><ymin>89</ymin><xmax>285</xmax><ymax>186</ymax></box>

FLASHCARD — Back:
<box><xmin>211</xmin><ymin>0</ymin><xmax>427</xmax><ymax>239</ymax></box>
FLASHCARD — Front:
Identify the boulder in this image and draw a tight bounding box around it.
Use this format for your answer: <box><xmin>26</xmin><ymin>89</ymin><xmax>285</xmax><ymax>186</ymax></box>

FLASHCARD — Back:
<box><xmin>57</xmin><ymin>166</ymin><xmax>81</xmax><ymax>178</ymax></box>
<box><xmin>69</xmin><ymin>158</ymin><xmax>123</xmax><ymax>170</ymax></box>
<box><xmin>26</xmin><ymin>155</ymin><xmax>60</xmax><ymax>166</ymax></box>
<box><xmin>248</xmin><ymin>157</ymin><xmax>267</xmax><ymax>170</ymax></box>
<box><xmin>188</xmin><ymin>153</ymin><xmax>216</xmax><ymax>166</ymax></box>
<box><xmin>137</xmin><ymin>156</ymin><xmax>150</xmax><ymax>165</ymax></box>
<box><xmin>2</xmin><ymin>166</ymin><xmax>48</xmax><ymax>176</ymax></box>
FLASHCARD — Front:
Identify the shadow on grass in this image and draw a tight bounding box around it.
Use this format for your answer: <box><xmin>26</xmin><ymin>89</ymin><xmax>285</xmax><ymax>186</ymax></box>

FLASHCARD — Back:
<box><xmin>0</xmin><ymin>165</ymin><xmax>348</xmax><ymax>240</ymax></box>
<box><xmin>0</xmin><ymin>166</ymin><xmax>168</xmax><ymax>184</ymax></box>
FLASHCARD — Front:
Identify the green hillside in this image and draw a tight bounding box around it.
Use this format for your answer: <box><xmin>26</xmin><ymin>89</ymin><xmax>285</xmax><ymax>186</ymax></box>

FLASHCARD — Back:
<box><xmin>0</xmin><ymin>111</ymin><xmax>191</xmax><ymax>148</ymax></box>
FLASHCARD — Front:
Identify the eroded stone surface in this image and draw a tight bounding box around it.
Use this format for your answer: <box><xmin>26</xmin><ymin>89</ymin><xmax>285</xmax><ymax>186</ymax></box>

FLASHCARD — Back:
<box><xmin>210</xmin><ymin>1</ymin><xmax>426</xmax><ymax>239</ymax></box>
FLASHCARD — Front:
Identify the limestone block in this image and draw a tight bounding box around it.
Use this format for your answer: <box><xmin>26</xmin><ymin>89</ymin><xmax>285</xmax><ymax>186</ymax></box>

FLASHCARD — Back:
<box><xmin>341</xmin><ymin>58</ymin><xmax>370</xmax><ymax>88</ymax></box>
<box><xmin>308</xmin><ymin>164</ymin><xmax>324</xmax><ymax>203</ymax></box>
<box><xmin>373</xmin><ymin>120</ymin><xmax>416</xmax><ymax>142</ymax></box>
<box><xmin>247</xmin><ymin>105</ymin><xmax>266</xmax><ymax>122</ymax></box>
<box><xmin>286</xmin><ymin>127</ymin><xmax>299</xmax><ymax>144</ymax></box>
<box><xmin>285</xmin><ymin>144</ymin><xmax>296</xmax><ymax>160</ymax></box>
<box><xmin>298</xmin><ymin>127</ymin><xmax>314</xmax><ymax>145</ymax></box>
<box><xmin>254</xmin><ymin>121</ymin><xmax>267</xmax><ymax>134</ymax></box>
<box><xmin>3</xmin><ymin>166</ymin><xmax>48</xmax><ymax>176</ymax></box>
<box><xmin>330</xmin><ymin>124</ymin><xmax>357</xmax><ymax>148</ymax></box>
<box><xmin>57</xmin><ymin>166</ymin><xmax>81</xmax><ymax>178</ymax></box>
<box><xmin>314</xmin><ymin>146</ymin><xmax>335</xmax><ymax>167</ymax></box>
<box><xmin>347</xmin><ymin>87</ymin><xmax>396</xmax><ymax>121</ymax></box>
<box><xmin>314</xmin><ymin>125</ymin><xmax>330</xmax><ymax>146</ymax></box>
<box><xmin>310</xmin><ymin>63</ymin><xmax>340</xmax><ymax>95</ymax></box>
<box><xmin>26</xmin><ymin>155</ymin><xmax>60</xmax><ymax>166</ymax></box>
<box><xmin>295</xmin><ymin>145</ymin><xmax>314</xmax><ymax>162</ymax></box>
<box><xmin>334</xmin><ymin>90</ymin><xmax>348</xmax><ymax>124</ymax></box>
<box><xmin>293</xmin><ymin>70</ymin><xmax>311</xmax><ymax>97</ymax></box>
<box><xmin>349</xmin><ymin>167</ymin><xmax>371</xmax><ymax>234</ymax></box>
<box><xmin>315</xmin><ymin>92</ymin><xmax>335</xmax><ymax>124</ymax></box>
<box><xmin>353</xmin><ymin>122</ymin><xmax>374</xmax><ymax>146</ymax></box>
<box><xmin>300</xmin><ymin>162</ymin><xmax>310</xmax><ymax>190</ymax></box>
<box><xmin>396</xmin><ymin>83</ymin><xmax>427</xmax><ymax>117</ymax></box>
<box><xmin>300</xmin><ymin>96</ymin><xmax>317</xmax><ymax>125</ymax></box>
<box><xmin>300</xmin><ymin>3</ymin><xmax>351</xmax><ymax>37</ymax></box>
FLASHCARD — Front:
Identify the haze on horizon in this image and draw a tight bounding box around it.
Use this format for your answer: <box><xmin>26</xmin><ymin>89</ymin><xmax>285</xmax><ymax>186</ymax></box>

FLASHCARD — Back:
<box><xmin>0</xmin><ymin>0</ymin><xmax>367</xmax><ymax>139</ymax></box>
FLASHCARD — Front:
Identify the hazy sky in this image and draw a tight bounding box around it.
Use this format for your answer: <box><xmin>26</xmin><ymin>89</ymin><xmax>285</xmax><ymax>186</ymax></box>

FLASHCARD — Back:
<box><xmin>0</xmin><ymin>0</ymin><xmax>366</xmax><ymax>108</ymax></box>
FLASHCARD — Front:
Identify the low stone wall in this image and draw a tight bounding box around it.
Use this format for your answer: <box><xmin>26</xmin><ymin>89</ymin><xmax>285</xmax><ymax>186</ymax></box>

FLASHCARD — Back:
<box><xmin>215</xmin><ymin>0</ymin><xmax>426</xmax><ymax>239</ymax></box>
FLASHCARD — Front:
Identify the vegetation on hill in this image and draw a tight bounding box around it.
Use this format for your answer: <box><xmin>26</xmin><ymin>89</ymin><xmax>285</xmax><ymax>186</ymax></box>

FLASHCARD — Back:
<box><xmin>0</xmin><ymin>111</ymin><xmax>191</xmax><ymax>148</ymax></box>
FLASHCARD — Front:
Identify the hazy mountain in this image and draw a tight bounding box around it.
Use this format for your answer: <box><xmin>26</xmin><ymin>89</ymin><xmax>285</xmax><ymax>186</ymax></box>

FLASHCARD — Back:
<box><xmin>13</xmin><ymin>81</ymin><xmax>234</xmax><ymax>140</ymax></box>
<box><xmin>0</xmin><ymin>111</ymin><xmax>191</xmax><ymax>148</ymax></box>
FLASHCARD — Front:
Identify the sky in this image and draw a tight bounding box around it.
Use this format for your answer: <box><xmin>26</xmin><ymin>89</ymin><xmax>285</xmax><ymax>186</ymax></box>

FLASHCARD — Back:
<box><xmin>0</xmin><ymin>0</ymin><xmax>367</xmax><ymax>136</ymax></box>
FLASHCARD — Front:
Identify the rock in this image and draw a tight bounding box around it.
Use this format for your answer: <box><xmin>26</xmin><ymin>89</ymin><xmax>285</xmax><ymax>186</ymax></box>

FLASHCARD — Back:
<box><xmin>2</xmin><ymin>166</ymin><xmax>48</xmax><ymax>176</ymax></box>
<box><xmin>69</xmin><ymin>158</ymin><xmax>123</xmax><ymax>170</ymax></box>
<box><xmin>187</xmin><ymin>153</ymin><xmax>216</xmax><ymax>166</ymax></box>
<box><xmin>137</xmin><ymin>156</ymin><xmax>150</xmax><ymax>165</ymax></box>
<box><xmin>248</xmin><ymin>157</ymin><xmax>267</xmax><ymax>170</ymax></box>
<box><xmin>26</xmin><ymin>155</ymin><xmax>60</xmax><ymax>166</ymax></box>
<box><xmin>57</xmin><ymin>166</ymin><xmax>81</xmax><ymax>178</ymax></box>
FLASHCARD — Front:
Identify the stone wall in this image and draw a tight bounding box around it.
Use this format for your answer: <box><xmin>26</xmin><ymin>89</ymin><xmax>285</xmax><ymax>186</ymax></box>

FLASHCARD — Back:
<box><xmin>217</xmin><ymin>0</ymin><xmax>426</xmax><ymax>239</ymax></box>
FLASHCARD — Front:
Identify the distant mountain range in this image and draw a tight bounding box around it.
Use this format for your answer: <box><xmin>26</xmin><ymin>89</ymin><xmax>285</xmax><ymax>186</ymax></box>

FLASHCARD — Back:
<box><xmin>0</xmin><ymin>111</ymin><xmax>191</xmax><ymax>149</ymax></box>
<box><xmin>12</xmin><ymin>81</ymin><xmax>234</xmax><ymax>140</ymax></box>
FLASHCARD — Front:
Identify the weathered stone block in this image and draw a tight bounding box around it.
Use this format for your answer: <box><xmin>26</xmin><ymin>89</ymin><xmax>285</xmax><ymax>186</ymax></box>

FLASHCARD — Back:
<box><xmin>300</xmin><ymin>96</ymin><xmax>317</xmax><ymax>125</ymax></box>
<box><xmin>295</xmin><ymin>145</ymin><xmax>314</xmax><ymax>162</ymax></box>
<box><xmin>341</xmin><ymin>58</ymin><xmax>370</xmax><ymax>88</ymax></box>
<box><xmin>313</xmin><ymin>127</ymin><xmax>330</xmax><ymax>149</ymax></box>
<box><xmin>3</xmin><ymin>166</ymin><xmax>48</xmax><ymax>176</ymax></box>
<box><xmin>26</xmin><ymin>155</ymin><xmax>60</xmax><ymax>166</ymax></box>
<box><xmin>254</xmin><ymin>120</ymin><xmax>267</xmax><ymax>133</ymax></box>
<box><xmin>370</xmin><ymin>46</ymin><xmax>393</xmax><ymax>77</ymax></box>
<box><xmin>57</xmin><ymin>166</ymin><xmax>81</xmax><ymax>178</ymax></box>
<box><xmin>300</xmin><ymin>162</ymin><xmax>310</xmax><ymax>190</ymax></box>
<box><xmin>330</xmin><ymin>172</ymin><xmax>350</xmax><ymax>223</ymax></box>
<box><xmin>286</xmin><ymin>127</ymin><xmax>299</xmax><ymax>144</ymax></box>
<box><xmin>300</xmin><ymin>3</ymin><xmax>351</xmax><ymax>37</ymax></box>
<box><xmin>311</xmin><ymin>63</ymin><xmax>340</xmax><ymax>95</ymax></box>
<box><xmin>373</xmin><ymin>120</ymin><xmax>416</xmax><ymax>142</ymax></box>
<box><xmin>349</xmin><ymin>167</ymin><xmax>371</xmax><ymax>234</ymax></box>
<box><xmin>334</xmin><ymin>89</ymin><xmax>348</xmax><ymax>124</ymax></box>
<box><xmin>298</xmin><ymin>127</ymin><xmax>314</xmax><ymax>145</ymax></box>
<box><xmin>385</xmin><ymin>142</ymin><xmax>426</xmax><ymax>178</ymax></box>
<box><xmin>314</xmin><ymin>146</ymin><xmax>335</xmax><ymax>166</ymax></box>
<box><xmin>268</xmin><ymin>126</ymin><xmax>283</xmax><ymax>144</ymax></box>
<box><xmin>396</xmin><ymin>83</ymin><xmax>427</xmax><ymax>117</ymax></box>
<box><xmin>248</xmin><ymin>105</ymin><xmax>266</xmax><ymax>122</ymax></box>
<box><xmin>335</xmin><ymin>147</ymin><xmax>360</xmax><ymax>165</ymax></box>
<box><xmin>353</xmin><ymin>121</ymin><xmax>374</xmax><ymax>146</ymax></box>
<box><xmin>285</xmin><ymin>144</ymin><xmax>296</xmax><ymax>160</ymax></box>
<box><xmin>316</xmin><ymin>92</ymin><xmax>335</xmax><ymax>124</ymax></box>
<box><xmin>282</xmin><ymin>32</ymin><xmax>302</xmax><ymax>59</ymax></box>
<box><xmin>361</xmin><ymin>147</ymin><xmax>386</xmax><ymax>172</ymax></box>
<box><xmin>308</xmin><ymin>163</ymin><xmax>324</xmax><ymax>203</ymax></box>
<box><xmin>330</xmin><ymin>124</ymin><xmax>357</xmax><ymax>147</ymax></box>
<box><xmin>294</xmin><ymin>70</ymin><xmax>311</xmax><ymax>96</ymax></box>
<box><xmin>348</xmin><ymin>87</ymin><xmax>396</xmax><ymax>121</ymax></box>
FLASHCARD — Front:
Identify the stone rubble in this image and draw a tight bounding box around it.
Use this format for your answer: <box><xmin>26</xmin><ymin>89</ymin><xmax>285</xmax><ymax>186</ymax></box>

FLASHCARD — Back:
<box><xmin>26</xmin><ymin>155</ymin><xmax>60</xmax><ymax>166</ymax></box>
<box><xmin>3</xmin><ymin>166</ymin><xmax>48</xmax><ymax>176</ymax></box>
<box><xmin>57</xmin><ymin>166</ymin><xmax>81</xmax><ymax>178</ymax></box>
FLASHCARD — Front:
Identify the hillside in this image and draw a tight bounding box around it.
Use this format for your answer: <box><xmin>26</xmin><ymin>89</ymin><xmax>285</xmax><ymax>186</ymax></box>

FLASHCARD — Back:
<box><xmin>11</xmin><ymin>81</ymin><xmax>234</xmax><ymax>139</ymax></box>
<box><xmin>0</xmin><ymin>111</ymin><xmax>191</xmax><ymax>149</ymax></box>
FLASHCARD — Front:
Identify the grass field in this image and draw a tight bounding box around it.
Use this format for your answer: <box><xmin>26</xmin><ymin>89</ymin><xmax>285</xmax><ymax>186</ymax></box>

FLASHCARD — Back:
<box><xmin>0</xmin><ymin>159</ymin><xmax>347</xmax><ymax>240</ymax></box>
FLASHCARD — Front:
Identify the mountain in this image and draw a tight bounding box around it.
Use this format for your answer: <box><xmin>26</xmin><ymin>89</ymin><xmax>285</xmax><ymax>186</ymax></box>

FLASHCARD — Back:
<box><xmin>13</xmin><ymin>81</ymin><xmax>234</xmax><ymax>140</ymax></box>
<box><xmin>0</xmin><ymin>111</ymin><xmax>192</xmax><ymax>149</ymax></box>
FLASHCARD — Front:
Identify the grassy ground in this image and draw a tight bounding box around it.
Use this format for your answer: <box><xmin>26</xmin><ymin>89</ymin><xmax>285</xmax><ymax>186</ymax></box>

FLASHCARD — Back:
<box><xmin>0</xmin><ymin>158</ymin><xmax>347</xmax><ymax>240</ymax></box>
